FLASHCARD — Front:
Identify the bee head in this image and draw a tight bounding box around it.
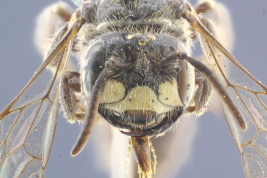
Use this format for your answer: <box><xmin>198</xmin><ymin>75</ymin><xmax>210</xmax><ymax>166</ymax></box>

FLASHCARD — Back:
<box><xmin>81</xmin><ymin>32</ymin><xmax>191</xmax><ymax>136</ymax></box>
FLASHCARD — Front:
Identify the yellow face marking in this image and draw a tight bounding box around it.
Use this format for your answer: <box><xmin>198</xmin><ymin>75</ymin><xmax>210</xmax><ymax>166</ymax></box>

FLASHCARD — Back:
<box><xmin>158</xmin><ymin>79</ymin><xmax>183</xmax><ymax>107</ymax></box>
<box><xmin>105</xmin><ymin>85</ymin><xmax>182</xmax><ymax>114</ymax></box>
<box><xmin>173</xmin><ymin>99</ymin><xmax>178</xmax><ymax>103</ymax></box>
<box><xmin>148</xmin><ymin>35</ymin><xmax>156</xmax><ymax>40</ymax></box>
<box><xmin>100</xmin><ymin>80</ymin><xmax>126</xmax><ymax>103</ymax></box>
<box><xmin>127</xmin><ymin>34</ymin><xmax>135</xmax><ymax>39</ymax></box>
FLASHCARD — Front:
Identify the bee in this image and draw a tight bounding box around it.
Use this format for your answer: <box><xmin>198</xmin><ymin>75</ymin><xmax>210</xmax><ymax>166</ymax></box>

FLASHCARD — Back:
<box><xmin>1</xmin><ymin>1</ymin><xmax>266</xmax><ymax>177</ymax></box>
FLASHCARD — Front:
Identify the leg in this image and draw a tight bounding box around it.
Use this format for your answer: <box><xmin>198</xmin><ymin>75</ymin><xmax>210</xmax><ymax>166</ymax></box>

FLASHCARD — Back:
<box><xmin>59</xmin><ymin>71</ymin><xmax>86</xmax><ymax>123</ymax></box>
<box><xmin>185</xmin><ymin>72</ymin><xmax>212</xmax><ymax>116</ymax></box>
<box><xmin>193</xmin><ymin>70</ymin><xmax>212</xmax><ymax>116</ymax></box>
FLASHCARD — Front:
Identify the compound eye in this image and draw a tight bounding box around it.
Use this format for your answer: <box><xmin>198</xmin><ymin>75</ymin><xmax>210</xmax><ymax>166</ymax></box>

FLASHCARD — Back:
<box><xmin>81</xmin><ymin>38</ymin><xmax>106</xmax><ymax>102</ymax></box>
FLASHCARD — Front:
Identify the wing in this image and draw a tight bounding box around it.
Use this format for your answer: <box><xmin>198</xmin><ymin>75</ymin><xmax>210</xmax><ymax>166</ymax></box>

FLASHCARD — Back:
<box><xmin>196</xmin><ymin>20</ymin><xmax>267</xmax><ymax>178</ymax></box>
<box><xmin>0</xmin><ymin>11</ymin><xmax>84</xmax><ymax>177</ymax></box>
<box><xmin>183</xmin><ymin>2</ymin><xmax>267</xmax><ymax>177</ymax></box>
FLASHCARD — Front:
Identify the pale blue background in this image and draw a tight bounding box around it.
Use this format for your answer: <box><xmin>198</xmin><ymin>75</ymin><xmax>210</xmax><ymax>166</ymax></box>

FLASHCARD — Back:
<box><xmin>0</xmin><ymin>1</ymin><xmax>266</xmax><ymax>177</ymax></box>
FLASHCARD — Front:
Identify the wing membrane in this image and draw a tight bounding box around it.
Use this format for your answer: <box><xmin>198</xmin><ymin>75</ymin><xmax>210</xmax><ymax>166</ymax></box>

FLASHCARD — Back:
<box><xmin>0</xmin><ymin>54</ymin><xmax>61</xmax><ymax>178</ymax></box>
<box><xmin>0</xmin><ymin>48</ymin><xmax>66</xmax><ymax>177</ymax></box>
<box><xmin>198</xmin><ymin>32</ymin><xmax>267</xmax><ymax>178</ymax></box>
<box><xmin>0</xmin><ymin>14</ymin><xmax>83</xmax><ymax>176</ymax></box>
<box><xmin>0</xmin><ymin>10</ymin><xmax>84</xmax><ymax>176</ymax></box>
